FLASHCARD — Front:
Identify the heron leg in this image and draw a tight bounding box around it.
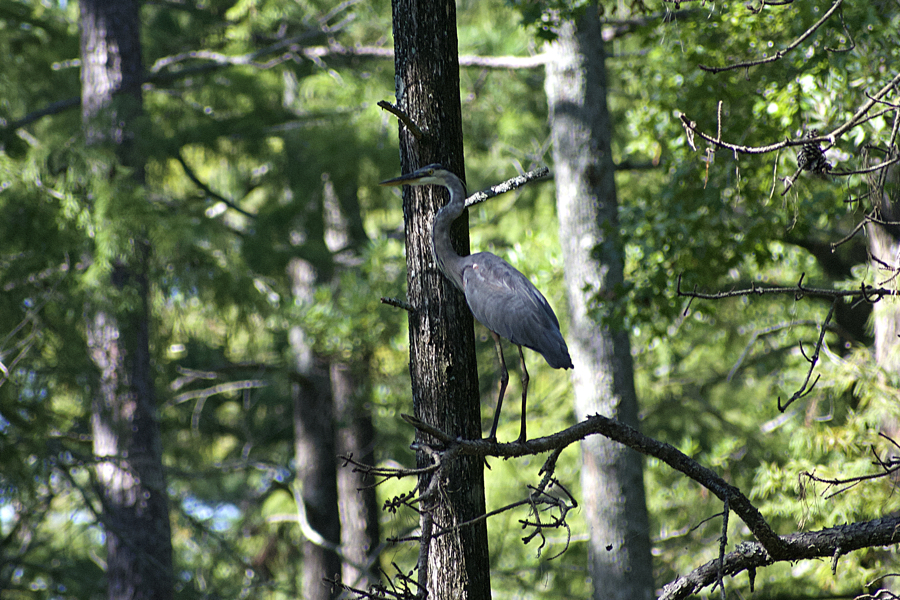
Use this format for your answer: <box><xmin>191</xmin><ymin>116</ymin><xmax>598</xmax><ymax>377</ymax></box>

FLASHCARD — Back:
<box><xmin>516</xmin><ymin>345</ymin><xmax>529</xmax><ymax>443</ymax></box>
<box><xmin>487</xmin><ymin>331</ymin><xmax>509</xmax><ymax>442</ymax></box>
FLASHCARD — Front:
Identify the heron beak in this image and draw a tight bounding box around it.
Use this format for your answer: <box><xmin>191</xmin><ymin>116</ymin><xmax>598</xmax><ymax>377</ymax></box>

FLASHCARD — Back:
<box><xmin>379</xmin><ymin>173</ymin><xmax>418</xmax><ymax>187</ymax></box>
<box><xmin>379</xmin><ymin>165</ymin><xmax>436</xmax><ymax>186</ymax></box>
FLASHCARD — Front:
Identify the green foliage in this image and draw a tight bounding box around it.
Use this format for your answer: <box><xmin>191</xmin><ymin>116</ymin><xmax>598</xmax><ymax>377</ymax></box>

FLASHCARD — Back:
<box><xmin>3</xmin><ymin>0</ymin><xmax>900</xmax><ymax>598</ymax></box>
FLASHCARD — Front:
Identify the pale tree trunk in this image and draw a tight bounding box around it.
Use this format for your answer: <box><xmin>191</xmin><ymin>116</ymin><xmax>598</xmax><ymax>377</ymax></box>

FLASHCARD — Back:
<box><xmin>81</xmin><ymin>2</ymin><xmax>174</xmax><ymax>599</ymax></box>
<box><xmin>545</xmin><ymin>11</ymin><xmax>654</xmax><ymax>600</ymax></box>
<box><xmin>867</xmin><ymin>161</ymin><xmax>900</xmax><ymax>377</ymax></box>
<box><xmin>390</xmin><ymin>1</ymin><xmax>491</xmax><ymax>598</ymax></box>
<box><xmin>289</xmin><ymin>256</ymin><xmax>342</xmax><ymax>600</ymax></box>
<box><xmin>332</xmin><ymin>361</ymin><xmax>380</xmax><ymax>588</ymax></box>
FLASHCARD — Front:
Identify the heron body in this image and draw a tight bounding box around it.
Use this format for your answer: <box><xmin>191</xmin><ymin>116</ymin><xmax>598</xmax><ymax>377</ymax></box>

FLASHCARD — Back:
<box><xmin>381</xmin><ymin>164</ymin><xmax>573</xmax><ymax>442</ymax></box>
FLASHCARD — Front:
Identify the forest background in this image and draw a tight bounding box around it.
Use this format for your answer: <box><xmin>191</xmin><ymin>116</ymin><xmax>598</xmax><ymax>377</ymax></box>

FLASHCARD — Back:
<box><xmin>2</xmin><ymin>0</ymin><xmax>900</xmax><ymax>599</ymax></box>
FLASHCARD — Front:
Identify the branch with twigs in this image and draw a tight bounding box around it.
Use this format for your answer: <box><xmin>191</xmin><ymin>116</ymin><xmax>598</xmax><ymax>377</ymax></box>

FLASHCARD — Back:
<box><xmin>801</xmin><ymin>433</ymin><xmax>900</xmax><ymax>499</ymax></box>
<box><xmin>698</xmin><ymin>0</ymin><xmax>844</xmax><ymax>74</ymax></box>
<box><xmin>678</xmin><ymin>72</ymin><xmax>900</xmax><ymax>193</ymax></box>
<box><xmin>660</xmin><ymin>514</ymin><xmax>900</xmax><ymax>600</ymax></box>
<box><xmin>677</xmin><ymin>273</ymin><xmax>892</xmax><ymax>411</ymax></box>
<box><xmin>343</xmin><ymin>392</ymin><xmax>900</xmax><ymax>599</ymax></box>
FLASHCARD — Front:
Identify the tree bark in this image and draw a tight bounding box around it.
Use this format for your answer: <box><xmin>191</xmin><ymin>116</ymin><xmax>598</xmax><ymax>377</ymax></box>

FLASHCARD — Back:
<box><xmin>81</xmin><ymin>2</ymin><xmax>173</xmax><ymax>599</ymax></box>
<box><xmin>545</xmin><ymin>11</ymin><xmax>654</xmax><ymax>600</ymax></box>
<box><xmin>389</xmin><ymin>1</ymin><xmax>491</xmax><ymax>599</ymax></box>
<box><xmin>289</xmin><ymin>257</ymin><xmax>342</xmax><ymax>600</ymax></box>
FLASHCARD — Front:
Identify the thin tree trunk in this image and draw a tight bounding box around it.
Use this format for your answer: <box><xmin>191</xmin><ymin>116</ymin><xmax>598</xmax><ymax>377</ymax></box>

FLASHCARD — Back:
<box><xmin>333</xmin><ymin>361</ymin><xmax>380</xmax><ymax>589</ymax></box>
<box><xmin>390</xmin><ymin>1</ymin><xmax>491</xmax><ymax>598</ymax></box>
<box><xmin>289</xmin><ymin>257</ymin><xmax>342</xmax><ymax>600</ymax></box>
<box><xmin>545</xmin><ymin>11</ymin><xmax>654</xmax><ymax>600</ymax></box>
<box><xmin>323</xmin><ymin>179</ymin><xmax>381</xmax><ymax>589</ymax></box>
<box><xmin>81</xmin><ymin>2</ymin><xmax>173</xmax><ymax>599</ymax></box>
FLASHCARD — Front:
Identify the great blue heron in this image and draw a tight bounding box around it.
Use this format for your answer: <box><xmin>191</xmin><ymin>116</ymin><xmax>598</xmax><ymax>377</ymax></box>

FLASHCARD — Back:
<box><xmin>381</xmin><ymin>164</ymin><xmax>573</xmax><ymax>443</ymax></box>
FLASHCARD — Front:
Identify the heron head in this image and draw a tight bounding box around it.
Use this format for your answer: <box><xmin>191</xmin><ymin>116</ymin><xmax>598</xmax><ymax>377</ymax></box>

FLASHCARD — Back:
<box><xmin>379</xmin><ymin>164</ymin><xmax>456</xmax><ymax>188</ymax></box>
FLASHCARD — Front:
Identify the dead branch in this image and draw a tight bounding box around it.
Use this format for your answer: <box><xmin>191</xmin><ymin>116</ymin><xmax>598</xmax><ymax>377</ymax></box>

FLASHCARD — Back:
<box><xmin>676</xmin><ymin>272</ymin><xmax>899</xmax><ymax>303</ymax></box>
<box><xmin>660</xmin><ymin>514</ymin><xmax>900</xmax><ymax>600</ymax></box>
<box><xmin>699</xmin><ymin>0</ymin><xmax>844</xmax><ymax>73</ymax></box>
<box><xmin>777</xmin><ymin>298</ymin><xmax>836</xmax><ymax>412</ymax></box>
<box><xmin>376</xmin><ymin>101</ymin><xmax>424</xmax><ymax>140</ymax></box>
<box><xmin>380</xmin><ymin>296</ymin><xmax>414</xmax><ymax>312</ymax></box>
<box><xmin>679</xmin><ymin>72</ymin><xmax>900</xmax><ymax>157</ymax></box>
<box><xmin>464</xmin><ymin>167</ymin><xmax>551</xmax><ymax>209</ymax></box>
<box><xmin>403</xmin><ymin>412</ymin><xmax>788</xmax><ymax>559</ymax></box>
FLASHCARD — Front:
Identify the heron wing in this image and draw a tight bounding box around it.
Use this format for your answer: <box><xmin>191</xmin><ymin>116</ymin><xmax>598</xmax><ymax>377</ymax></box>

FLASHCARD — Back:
<box><xmin>460</xmin><ymin>252</ymin><xmax>573</xmax><ymax>369</ymax></box>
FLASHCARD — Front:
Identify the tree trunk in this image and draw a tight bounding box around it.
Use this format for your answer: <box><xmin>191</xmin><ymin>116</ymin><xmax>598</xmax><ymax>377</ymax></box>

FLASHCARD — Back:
<box><xmin>545</xmin><ymin>12</ymin><xmax>654</xmax><ymax>600</ymax></box>
<box><xmin>323</xmin><ymin>176</ymin><xmax>381</xmax><ymax>589</ymax></box>
<box><xmin>389</xmin><ymin>1</ymin><xmax>491</xmax><ymax>599</ymax></box>
<box><xmin>289</xmin><ymin>257</ymin><xmax>342</xmax><ymax>600</ymax></box>
<box><xmin>333</xmin><ymin>361</ymin><xmax>380</xmax><ymax>589</ymax></box>
<box><xmin>867</xmin><ymin>161</ymin><xmax>900</xmax><ymax>378</ymax></box>
<box><xmin>81</xmin><ymin>2</ymin><xmax>174</xmax><ymax>600</ymax></box>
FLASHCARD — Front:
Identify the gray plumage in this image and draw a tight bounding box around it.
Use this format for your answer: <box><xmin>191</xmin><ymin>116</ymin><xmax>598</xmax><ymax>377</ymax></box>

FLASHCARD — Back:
<box><xmin>381</xmin><ymin>164</ymin><xmax>572</xmax><ymax>442</ymax></box>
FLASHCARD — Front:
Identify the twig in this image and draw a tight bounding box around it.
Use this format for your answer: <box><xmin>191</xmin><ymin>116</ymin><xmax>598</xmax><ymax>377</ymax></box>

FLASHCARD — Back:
<box><xmin>831</xmin><ymin>208</ymin><xmax>876</xmax><ymax>250</ymax></box>
<box><xmin>381</xmin><ymin>296</ymin><xmax>414</xmax><ymax>312</ymax></box>
<box><xmin>176</xmin><ymin>154</ymin><xmax>256</xmax><ymax>219</ymax></box>
<box><xmin>377</xmin><ymin>101</ymin><xmax>424</xmax><ymax>139</ymax></box>
<box><xmin>777</xmin><ymin>297</ymin><xmax>837</xmax><ymax>412</ymax></box>
<box><xmin>727</xmin><ymin>320</ymin><xmax>827</xmax><ymax>382</ymax></box>
<box><xmin>717</xmin><ymin>498</ymin><xmax>729</xmax><ymax>600</ymax></box>
<box><xmin>830</xmin><ymin>156</ymin><xmax>900</xmax><ymax>176</ymax></box>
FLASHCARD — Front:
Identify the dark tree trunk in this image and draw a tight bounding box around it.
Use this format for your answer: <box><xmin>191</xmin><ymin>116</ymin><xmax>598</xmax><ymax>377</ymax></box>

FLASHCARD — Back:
<box><xmin>80</xmin><ymin>2</ymin><xmax>173</xmax><ymax>600</ymax></box>
<box><xmin>289</xmin><ymin>257</ymin><xmax>342</xmax><ymax>600</ymax></box>
<box><xmin>389</xmin><ymin>1</ymin><xmax>491</xmax><ymax>598</ymax></box>
<box><xmin>545</xmin><ymin>12</ymin><xmax>654</xmax><ymax>600</ymax></box>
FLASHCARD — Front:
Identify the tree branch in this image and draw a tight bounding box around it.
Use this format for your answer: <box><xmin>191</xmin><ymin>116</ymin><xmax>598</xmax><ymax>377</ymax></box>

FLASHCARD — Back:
<box><xmin>403</xmin><ymin>413</ymin><xmax>789</xmax><ymax>558</ymax></box>
<box><xmin>699</xmin><ymin>0</ymin><xmax>844</xmax><ymax>73</ymax></box>
<box><xmin>464</xmin><ymin>167</ymin><xmax>550</xmax><ymax>208</ymax></box>
<box><xmin>660</xmin><ymin>515</ymin><xmax>900</xmax><ymax>600</ymax></box>
<box><xmin>679</xmin><ymin>72</ymin><xmax>900</xmax><ymax>157</ymax></box>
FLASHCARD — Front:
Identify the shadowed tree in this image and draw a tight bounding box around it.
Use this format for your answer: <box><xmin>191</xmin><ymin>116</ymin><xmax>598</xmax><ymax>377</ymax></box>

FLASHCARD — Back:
<box><xmin>80</xmin><ymin>1</ymin><xmax>174</xmax><ymax>599</ymax></box>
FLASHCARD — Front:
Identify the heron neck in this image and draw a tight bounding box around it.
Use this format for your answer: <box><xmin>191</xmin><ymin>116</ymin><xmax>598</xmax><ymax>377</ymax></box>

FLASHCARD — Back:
<box><xmin>432</xmin><ymin>180</ymin><xmax>467</xmax><ymax>292</ymax></box>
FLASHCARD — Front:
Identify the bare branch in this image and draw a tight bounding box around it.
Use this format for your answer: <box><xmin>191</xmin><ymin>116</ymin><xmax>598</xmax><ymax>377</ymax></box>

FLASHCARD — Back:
<box><xmin>380</xmin><ymin>296</ymin><xmax>414</xmax><ymax>312</ymax></box>
<box><xmin>679</xmin><ymin>73</ymin><xmax>900</xmax><ymax>157</ymax></box>
<box><xmin>464</xmin><ymin>166</ymin><xmax>551</xmax><ymax>208</ymax></box>
<box><xmin>660</xmin><ymin>515</ymin><xmax>900</xmax><ymax>600</ymax></box>
<box><xmin>699</xmin><ymin>0</ymin><xmax>844</xmax><ymax>73</ymax></box>
<box><xmin>169</xmin><ymin>379</ymin><xmax>269</xmax><ymax>405</ymax></box>
<box><xmin>376</xmin><ymin>101</ymin><xmax>424</xmax><ymax>140</ymax></box>
<box><xmin>399</xmin><ymin>413</ymin><xmax>788</xmax><ymax>559</ymax></box>
<box><xmin>777</xmin><ymin>298</ymin><xmax>836</xmax><ymax>412</ymax></box>
<box><xmin>176</xmin><ymin>154</ymin><xmax>257</xmax><ymax>219</ymax></box>
<box><xmin>676</xmin><ymin>272</ymin><xmax>899</xmax><ymax>302</ymax></box>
